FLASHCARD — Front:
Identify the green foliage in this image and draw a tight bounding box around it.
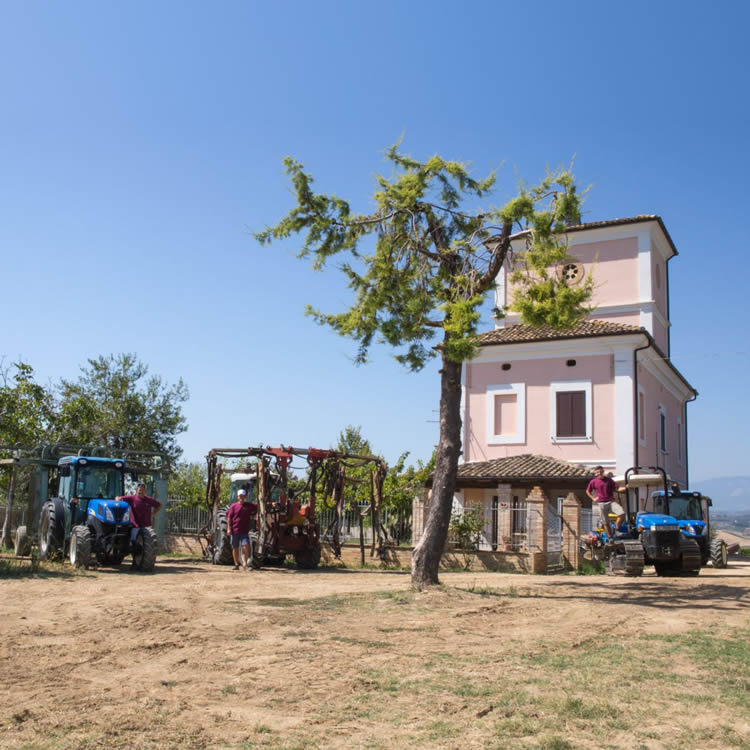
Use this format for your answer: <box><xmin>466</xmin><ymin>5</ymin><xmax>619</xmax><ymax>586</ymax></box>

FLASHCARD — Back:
<box><xmin>56</xmin><ymin>353</ymin><xmax>188</xmax><ymax>466</ymax></box>
<box><xmin>0</xmin><ymin>360</ymin><xmax>55</xmax><ymax>450</ymax></box>
<box><xmin>168</xmin><ymin>461</ymin><xmax>207</xmax><ymax>506</ymax></box>
<box><xmin>449</xmin><ymin>509</ymin><xmax>484</xmax><ymax>551</ymax></box>
<box><xmin>256</xmin><ymin>143</ymin><xmax>591</xmax><ymax>369</ymax></box>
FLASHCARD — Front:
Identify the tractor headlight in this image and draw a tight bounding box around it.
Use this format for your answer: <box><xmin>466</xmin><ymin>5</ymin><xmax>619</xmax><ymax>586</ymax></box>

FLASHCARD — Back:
<box><xmin>122</xmin><ymin>507</ymin><xmax>131</xmax><ymax>524</ymax></box>
<box><xmin>685</xmin><ymin>525</ymin><xmax>696</xmax><ymax>535</ymax></box>
<box><xmin>105</xmin><ymin>506</ymin><xmax>115</xmax><ymax>523</ymax></box>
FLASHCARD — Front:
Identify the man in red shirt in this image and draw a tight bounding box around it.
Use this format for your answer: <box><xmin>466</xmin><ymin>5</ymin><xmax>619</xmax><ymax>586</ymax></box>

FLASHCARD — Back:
<box><xmin>117</xmin><ymin>483</ymin><xmax>162</xmax><ymax>546</ymax></box>
<box><xmin>586</xmin><ymin>466</ymin><xmax>625</xmax><ymax>537</ymax></box>
<box><xmin>226</xmin><ymin>489</ymin><xmax>256</xmax><ymax>570</ymax></box>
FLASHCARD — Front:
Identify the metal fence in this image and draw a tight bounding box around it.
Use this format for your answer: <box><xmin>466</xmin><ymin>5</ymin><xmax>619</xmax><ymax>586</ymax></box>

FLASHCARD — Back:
<box><xmin>164</xmin><ymin>498</ymin><xmax>413</xmax><ymax>545</ymax></box>
<box><xmin>165</xmin><ymin>497</ymin><xmax>209</xmax><ymax>534</ymax></box>
<box><xmin>317</xmin><ymin>506</ymin><xmax>412</xmax><ymax>546</ymax></box>
<box><xmin>448</xmin><ymin>501</ymin><xmax>528</xmax><ymax>552</ymax></box>
<box><xmin>581</xmin><ymin>507</ymin><xmax>598</xmax><ymax>536</ymax></box>
<box><xmin>0</xmin><ymin>506</ymin><xmax>27</xmax><ymax>534</ymax></box>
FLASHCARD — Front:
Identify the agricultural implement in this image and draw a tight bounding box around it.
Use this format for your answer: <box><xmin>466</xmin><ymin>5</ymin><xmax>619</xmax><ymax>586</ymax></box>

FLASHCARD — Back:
<box><xmin>1</xmin><ymin>443</ymin><xmax>168</xmax><ymax>570</ymax></box>
<box><xmin>204</xmin><ymin>445</ymin><xmax>387</xmax><ymax>570</ymax></box>
<box><xmin>584</xmin><ymin>466</ymin><xmax>702</xmax><ymax>577</ymax></box>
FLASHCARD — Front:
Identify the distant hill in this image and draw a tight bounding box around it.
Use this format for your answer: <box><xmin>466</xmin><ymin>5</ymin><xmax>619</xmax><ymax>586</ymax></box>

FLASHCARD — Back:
<box><xmin>690</xmin><ymin>476</ymin><xmax>750</xmax><ymax>512</ymax></box>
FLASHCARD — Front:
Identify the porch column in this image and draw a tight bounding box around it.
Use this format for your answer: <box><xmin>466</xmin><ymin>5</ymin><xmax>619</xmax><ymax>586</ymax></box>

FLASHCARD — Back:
<box><xmin>562</xmin><ymin>492</ymin><xmax>582</xmax><ymax>571</ymax></box>
<box><xmin>496</xmin><ymin>483</ymin><xmax>512</xmax><ymax>546</ymax></box>
<box><xmin>525</xmin><ymin>485</ymin><xmax>548</xmax><ymax>573</ymax></box>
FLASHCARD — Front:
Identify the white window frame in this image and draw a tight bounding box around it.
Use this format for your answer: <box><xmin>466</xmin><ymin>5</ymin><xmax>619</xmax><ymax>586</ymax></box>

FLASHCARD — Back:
<box><xmin>658</xmin><ymin>403</ymin><xmax>668</xmax><ymax>455</ymax></box>
<box><xmin>550</xmin><ymin>380</ymin><xmax>593</xmax><ymax>444</ymax></box>
<box><xmin>486</xmin><ymin>382</ymin><xmax>525</xmax><ymax>445</ymax></box>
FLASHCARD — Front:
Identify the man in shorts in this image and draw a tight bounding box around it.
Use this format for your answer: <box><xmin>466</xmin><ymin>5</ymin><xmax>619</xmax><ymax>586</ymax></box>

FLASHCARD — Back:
<box><xmin>586</xmin><ymin>466</ymin><xmax>625</xmax><ymax>538</ymax></box>
<box><xmin>226</xmin><ymin>488</ymin><xmax>255</xmax><ymax>570</ymax></box>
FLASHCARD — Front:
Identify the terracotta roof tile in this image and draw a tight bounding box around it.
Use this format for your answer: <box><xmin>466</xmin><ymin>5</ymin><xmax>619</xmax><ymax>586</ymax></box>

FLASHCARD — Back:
<box><xmin>475</xmin><ymin>319</ymin><xmax>642</xmax><ymax>346</ymax></box>
<box><xmin>456</xmin><ymin>454</ymin><xmax>593</xmax><ymax>482</ymax></box>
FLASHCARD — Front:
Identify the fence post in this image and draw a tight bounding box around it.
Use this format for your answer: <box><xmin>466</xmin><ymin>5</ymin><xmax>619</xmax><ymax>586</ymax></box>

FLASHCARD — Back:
<box><xmin>562</xmin><ymin>492</ymin><xmax>582</xmax><ymax>571</ymax></box>
<box><xmin>525</xmin><ymin>486</ymin><xmax>548</xmax><ymax>573</ymax></box>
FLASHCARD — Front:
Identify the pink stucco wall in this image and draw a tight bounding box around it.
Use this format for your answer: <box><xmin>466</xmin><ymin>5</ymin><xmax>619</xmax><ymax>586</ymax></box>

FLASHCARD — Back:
<box><xmin>465</xmin><ymin>355</ymin><xmax>616</xmax><ymax>464</ymax></box>
<box><xmin>636</xmin><ymin>364</ymin><xmax>686</xmax><ymax>487</ymax></box>
<box><xmin>506</xmin><ymin>237</ymin><xmax>640</xmax><ymax>311</ymax></box>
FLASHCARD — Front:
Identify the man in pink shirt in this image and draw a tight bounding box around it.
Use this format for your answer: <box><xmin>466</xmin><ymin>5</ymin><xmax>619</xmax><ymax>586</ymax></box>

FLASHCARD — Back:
<box><xmin>226</xmin><ymin>489</ymin><xmax>256</xmax><ymax>570</ymax></box>
<box><xmin>117</xmin><ymin>483</ymin><xmax>162</xmax><ymax>545</ymax></box>
<box><xmin>586</xmin><ymin>466</ymin><xmax>625</xmax><ymax>537</ymax></box>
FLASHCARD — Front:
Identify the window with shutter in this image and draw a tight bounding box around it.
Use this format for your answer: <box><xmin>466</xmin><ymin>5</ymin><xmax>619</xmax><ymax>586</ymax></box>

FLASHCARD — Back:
<box><xmin>550</xmin><ymin>380</ymin><xmax>592</xmax><ymax>443</ymax></box>
<box><xmin>556</xmin><ymin>391</ymin><xmax>586</xmax><ymax>437</ymax></box>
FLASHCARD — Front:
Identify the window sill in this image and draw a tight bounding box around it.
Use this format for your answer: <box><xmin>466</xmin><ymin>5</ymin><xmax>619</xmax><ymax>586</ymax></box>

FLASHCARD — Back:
<box><xmin>488</xmin><ymin>435</ymin><xmax>525</xmax><ymax>445</ymax></box>
<box><xmin>551</xmin><ymin>436</ymin><xmax>593</xmax><ymax>444</ymax></box>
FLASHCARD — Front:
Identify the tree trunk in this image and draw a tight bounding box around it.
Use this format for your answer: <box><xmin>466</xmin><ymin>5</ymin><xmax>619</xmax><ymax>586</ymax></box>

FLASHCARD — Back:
<box><xmin>1</xmin><ymin>467</ymin><xmax>17</xmax><ymax>549</ymax></box>
<box><xmin>411</xmin><ymin>353</ymin><xmax>463</xmax><ymax>589</ymax></box>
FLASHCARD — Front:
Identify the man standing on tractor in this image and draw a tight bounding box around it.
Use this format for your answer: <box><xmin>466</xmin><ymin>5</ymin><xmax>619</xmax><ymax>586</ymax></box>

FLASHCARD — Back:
<box><xmin>117</xmin><ymin>483</ymin><xmax>162</xmax><ymax>548</ymax></box>
<box><xmin>227</xmin><ymin>488</ymin><xmax>255</xmax><ymax>570</ymax></box>
<box><xmin>586</xmin><ymin>466</ymin><xmax>626</xmax><ymax>539</ymax></box>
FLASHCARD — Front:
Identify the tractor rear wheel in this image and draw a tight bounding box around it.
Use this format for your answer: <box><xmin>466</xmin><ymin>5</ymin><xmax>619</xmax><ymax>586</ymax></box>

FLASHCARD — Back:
<box><xmin>294</xmin><ymin>542</ymin><xmax>321</xmax><ymax>570</ymax></box>
<box><xmin>710</xmin><ymin>538</ymin><xmax>728</xmax><ymax>568</ymax></box>
<box><xmin>213</xmin><ymin>509</ymin><xmax>234</xmax><ymax>565</ymax></box>
<box><xmin>14</xmin><ymin>525</ymin><xmax>31</xmax><ymax>557</ymax></box>
<box><xmin>132</xmin><ymin>527</ymin><xmax>158</xmax><ymax>572</ymax></box>
<box><xmin>69</xmin><ymin>525</ymin><xmax>92</xmax><ymax>569</ymax></box>
<box><xmin>39</xmin><ymin>501</ymin><xmax>64</xmax><ymax>561</ymax></box>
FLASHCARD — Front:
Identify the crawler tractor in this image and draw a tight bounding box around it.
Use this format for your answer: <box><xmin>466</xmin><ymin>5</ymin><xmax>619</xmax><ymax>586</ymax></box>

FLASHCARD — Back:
<box><xmin>585</xmin><ymin>466</ymin><xmax>702</xmax><ymax>577</ymax></box>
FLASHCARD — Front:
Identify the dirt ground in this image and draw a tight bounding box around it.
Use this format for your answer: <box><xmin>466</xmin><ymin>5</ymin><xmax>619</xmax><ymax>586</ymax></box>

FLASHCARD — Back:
<box><xmin>1</xmin><ymin>558</ymin><xmax>749</xmax><ymax>750</ymax></box>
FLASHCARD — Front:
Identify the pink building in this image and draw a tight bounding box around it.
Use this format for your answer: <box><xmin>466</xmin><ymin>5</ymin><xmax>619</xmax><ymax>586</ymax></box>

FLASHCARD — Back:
<box><xmin>448</xmin><ymin>216</ymin><xmax>697</xmax><ymax>558</ymax></box>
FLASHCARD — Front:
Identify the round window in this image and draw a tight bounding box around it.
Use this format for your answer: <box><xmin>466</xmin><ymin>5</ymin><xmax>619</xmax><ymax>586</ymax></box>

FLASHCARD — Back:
<box><xmin>557</xmin><ymin>261</ymin><xmax>585</xmax><ymax>285</ymax></box>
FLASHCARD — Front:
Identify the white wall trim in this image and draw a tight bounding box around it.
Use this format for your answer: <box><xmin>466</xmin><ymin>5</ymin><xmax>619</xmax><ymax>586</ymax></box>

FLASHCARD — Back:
<box><xmin>614</xmin><ymin>348</ymin><xmax>635</xmax><ymax>472</ymax></box>
<box><xmin>460</xmin><ymin>363</ymin><xmax>467</xmax><ymax>463</ymax></box>
<box><xmin>472</xmin><ymin>333</ymin><xmax>646</xmax><ymax>364</ymax></box>
<box><xmin>549</xmin><ymin>379</ymin><xmax>592</xmax><ymax>444</ymax></box>
<box><xmin>637</xmin><ymin>384</ymin><xmax>647</xmax><ymax>448</ymax></box>
<box><xmin>486</xmin><ymin>382</ymin><xmax>526</xmax><ymax>445</ymax></box>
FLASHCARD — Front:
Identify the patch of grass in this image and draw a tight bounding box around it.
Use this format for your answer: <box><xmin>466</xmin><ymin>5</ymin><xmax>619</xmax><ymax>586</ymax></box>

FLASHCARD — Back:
<box><xmin>458</xmin><ymin>582</ymin><xmax>522</xmax><ymax>598</ymax></box>
<box><xmin>576</xmin><ymin>559</ymin><xmax>605</xmax><ymax>575</ymax></box>
<box><xmin>221</xmin><ymin>685</ymin><xmax>238</xmax><ymax>696</ymax></box>
<box><xmin>535</xmin><ymin>737</ymin><xmax>574</xmax><ymax>750</ymax></box>
<box><xmin>330</xmin><ymin>635</ymin><xmax>391</xmax><ymax>649</ymax></box>
<box><xmin>0</xmin><ymin>557</ymin><xmax>85</xmax><ymax>579</ymax></box>
<box><xmin>254</xmin><ymin>724</ymin><xmax>273</xmax><ymax>734</ymax></box>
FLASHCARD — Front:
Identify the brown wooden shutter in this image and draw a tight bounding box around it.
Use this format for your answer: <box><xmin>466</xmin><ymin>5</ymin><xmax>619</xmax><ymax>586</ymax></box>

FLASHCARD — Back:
<box><xmin>556</xmin><ymin>391</ymin><xmax>586</xmax><ymax>437</ymax></box>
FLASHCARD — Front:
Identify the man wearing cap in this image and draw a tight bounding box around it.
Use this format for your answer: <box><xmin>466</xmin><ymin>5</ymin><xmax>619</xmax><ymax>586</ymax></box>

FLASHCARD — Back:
<box><xmin>586</xmin><ymin>466</ymin><xmax>625</xmax><ymax>538</ymax></box>
<box><xmin>226</xmin><ymin>488</ymin><xmax>256</xmax><ymax>570</ymax></box>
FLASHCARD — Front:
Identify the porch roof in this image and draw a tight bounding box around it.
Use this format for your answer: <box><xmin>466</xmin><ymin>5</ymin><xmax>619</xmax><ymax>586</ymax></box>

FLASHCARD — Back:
<box><xmin>453</xmin><ymin>454</ymin><xmax>593</xmax><ymax>487</ymax></box>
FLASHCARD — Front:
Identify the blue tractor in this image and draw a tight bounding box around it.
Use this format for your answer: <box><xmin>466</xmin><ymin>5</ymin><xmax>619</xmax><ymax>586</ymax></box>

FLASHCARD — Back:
<box><xmin>586</xmin><ymin>466</ymin><xmax>702</xmax><ymax>577</ymax></box>
<box><xmin>648</xmin><ymin>487</ymin><xmax>728</xmax><ymax>569</ymax></box>
<box><xmin>38</xmin><ymin>455</ymin><xmax>157</xmax><ymax>571</ymax></box>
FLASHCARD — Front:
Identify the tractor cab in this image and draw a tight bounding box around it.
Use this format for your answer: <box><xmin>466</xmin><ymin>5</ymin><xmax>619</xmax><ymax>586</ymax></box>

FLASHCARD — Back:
<box><xmin>57</xmin><ymin>456</ymin><xmax>131</xmax><ymax>532</ymax></box>
<box><xmin>649</xmin><ymin>488</ymin><xmax>713</xmax><ymax>564</ymax></box>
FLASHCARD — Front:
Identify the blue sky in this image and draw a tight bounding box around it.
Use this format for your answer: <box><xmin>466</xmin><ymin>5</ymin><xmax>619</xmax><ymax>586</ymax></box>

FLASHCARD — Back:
<box><xmin>1</xmin><ymin>0</ymin><xmax>748</xmax><ymax>482</ymax></box>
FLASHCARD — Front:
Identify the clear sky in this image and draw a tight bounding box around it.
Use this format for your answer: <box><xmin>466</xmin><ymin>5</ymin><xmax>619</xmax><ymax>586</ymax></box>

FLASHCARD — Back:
<box><xmin>1</xmin><ymin>0</ymin><xmax>748</xmax><ymax>482</ymax></box>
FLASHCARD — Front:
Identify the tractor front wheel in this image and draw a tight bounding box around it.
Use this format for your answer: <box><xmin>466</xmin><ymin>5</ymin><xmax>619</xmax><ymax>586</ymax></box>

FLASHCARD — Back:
<box><xmin>213</xmin><ymin>509</ymin><xmax>234</xmax><ymax>565</ymax></box>
<box><xmin>70</xmin><ymin>525</ymin><xmax>92</xmax><ymax>569</ymax></box>
<box><xmin>710</xmin><ymin>538</ymin><xmax>728</xmax><ymax>568</ymax></box>
<box><xmin>132</xmin><ymin>527</ymin><xmax>158</xmax><ymax>572</ymax></box>
<box><xmin>294</xmin><ymin>543</ymin><xmax>321</xmax><ymax>570</ymax></box>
